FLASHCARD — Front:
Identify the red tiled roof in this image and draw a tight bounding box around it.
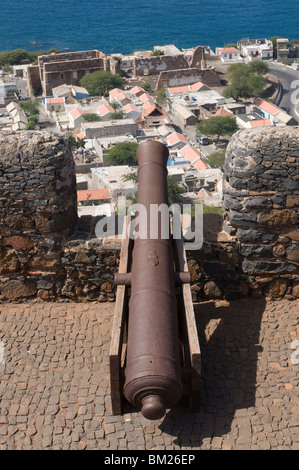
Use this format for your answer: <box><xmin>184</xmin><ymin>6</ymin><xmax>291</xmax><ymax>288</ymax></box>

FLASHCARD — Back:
<box><xmin>130</xmin><ymin>86</ymin><xmax>144</xmax><ymax>95</ymax></box>
<box><xmin>193</xmin><ymin>158</ymin><xmax>210</xmax><ymax>171</ymax></box>
<box><xmin>253</xmin><ymin>98</ymin><xmax>280</xmax><ymax>116</ymax></box>
<box><xmin>140</xmin><ymin>93</ymin><xmax>154</xmax><ymax>103</ymax></box>
<box><xmin>115</xmin><ymin>91</ymin><xmax>131</xmax><ymax>102</ymax></box>
<box><xmin>70</xmin><ymin>108</ymin><xmax>85</xmax><ymax>119</ymax></box>
<box><xmin>46</xmin><ymin>97</ymin><xmax>65</xmax><ymax>104</ymax></box>
<box><xmin>97</xmin><ymin>104</ymin><xmax>114</xmax><ymax>115</ymax></box>
<box><xmin>167</xmin><ymin>85</ymin><xmax>190</xmax><ymax>94</ymax></box>
<box><xmin>77</xmin><ymin>188</ymin><xmax>110</xmax><ymax>203</ymax></box>
<box><xmin>214</xmin><ymin>107</ymin><xmax>234</xmax><ymax>117</ymax></box>
<box><xmin>190</xmin><ymin>81</ymin><xmax>210</xmax><ymax>92</ymax></box>
<box><xmin>198</xmin><ymin>188</ymin><xmax>212</xmax><ymax>200</ymax></box>
<box><xmin>250</xmin><ymin>119</ymin><xmax>273</xmax><ymax>127</ymax></box>
<box><xmin>222</xmin><ymin>47</ymin><xmax>239</xmax><ymax>53</ymax></box>
<box><xmin>167</xmin><ymin>132</ymin><xmax>188</xmax><ymax>146</ymax></box>
<box><xmin>179</xmin><ymin>144</ymin><xmax>210</xmax><ymax>169</ymax></box>
<box><xmin>123</xmin><ymin>103</ymin><xmax>140</xmax><ymax>112</ymax></box>
<box><xmin>76</xmin><ymin>132</ymin><xmax>85</xmax><ymax>140</ymax></box>
<box><xmin>109</xmin><ymin>88</ymin><xmax>123</xmax><ymax>99</ymax></box>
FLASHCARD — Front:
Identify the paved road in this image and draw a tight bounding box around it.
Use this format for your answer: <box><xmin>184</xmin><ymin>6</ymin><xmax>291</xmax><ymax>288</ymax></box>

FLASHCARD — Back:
<box><xmin>268</xmin><ymin>63</ymin><xmax>299</xmax><ymax>121</ymax></box>
<box><xmin>0</xmin><ymin>298</ymin><xmax>298</xmax><ymax>450</ymax></box>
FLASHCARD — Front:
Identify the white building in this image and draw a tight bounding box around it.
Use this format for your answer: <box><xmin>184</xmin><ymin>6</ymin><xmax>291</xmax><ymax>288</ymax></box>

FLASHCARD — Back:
<box><xmin>220</xmin><ymin>47</ymin><xmax>243</xmax><ymax>64</ymax></box>
<box><xmin>238</xmin><ymin>38</ymin><xmax>273</xmax><ymax>61</ymax></box>
<box><xmin>91</xmin><ymin>166</ymin><xmax>137</xmax><ymax>200</ymax></box>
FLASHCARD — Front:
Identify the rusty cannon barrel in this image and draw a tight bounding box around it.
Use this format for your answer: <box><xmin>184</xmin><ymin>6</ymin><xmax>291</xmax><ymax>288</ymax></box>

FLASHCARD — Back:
<box><xmin>123</xmin><ymin>140</ymin><xmax>183</xmax><ymax>420</ymax></box>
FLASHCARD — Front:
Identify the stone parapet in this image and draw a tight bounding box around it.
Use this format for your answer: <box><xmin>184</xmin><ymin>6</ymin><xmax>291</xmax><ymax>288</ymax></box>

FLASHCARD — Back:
<box><xmin>0</xmin><ymin>128</ymin><xmax>298</xmax><ymax>302</ymax></box>
<box><xmin>222</xmin><ymin>127</ymin><xmax>299</xmax><ymax>299</ymax></box>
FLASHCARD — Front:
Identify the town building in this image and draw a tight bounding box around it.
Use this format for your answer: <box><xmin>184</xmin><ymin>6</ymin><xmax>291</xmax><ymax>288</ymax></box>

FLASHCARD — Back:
<box><xmin>43</xmin><ymin>97</ymin><xmax>65</xmax><ymax>113</ymax></box>
<box><xmin>253</xmin><ymin>98</ymin><xmax>297</xmax><ymax>126</ymax></box>
<box><xmin>238</xmin><ymin>38</ymin><xmax>273</xmax><ymax>61</ymax></box>
<box><xmin>91</xmin><ymin>166</ymin><xmax>137</xmax><ymax>200</ymax></box>
<box><xmin>69</xmin><ymin>107</ymin><xmax>86</xmax><ymax>129</ymax></box>
<box><xmin>30</xmin><ymin>50</ymin><xmax>106</xmax><ymax>96</ymax></box>
<box><xmin>220</xmin><ymin>47</ymin><xmax>243</xmax><ymax>64</ymax></box>
<box><xmin>81</xmin><ymin>118</ymin><xmax>137</xmax><ymax>139</ymax></box>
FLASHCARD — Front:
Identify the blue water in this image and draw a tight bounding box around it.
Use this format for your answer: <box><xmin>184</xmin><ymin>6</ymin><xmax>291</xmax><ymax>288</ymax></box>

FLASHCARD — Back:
<box><xmin>1</xmin><ymin>0</ymin><xmax>299</xmax><ymax>54</ymax></box>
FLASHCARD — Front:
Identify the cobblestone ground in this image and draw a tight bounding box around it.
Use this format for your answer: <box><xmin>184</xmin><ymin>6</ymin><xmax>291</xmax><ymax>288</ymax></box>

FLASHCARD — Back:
<box><xmin>0</xmin><ymin>299</ymin><xmax>298</xmax><ymax>450</ymax></box>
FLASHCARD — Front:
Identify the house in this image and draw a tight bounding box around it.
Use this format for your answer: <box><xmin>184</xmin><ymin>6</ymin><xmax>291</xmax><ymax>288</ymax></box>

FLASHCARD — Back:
<box><xmin>6</xmin><ymin>102</ymin><xmax>28</xmax><ymax>130</ymax></box>
<box><xmin>52</xmin><ymin>84</ymin><xmax>72</xmax><ymax>99</ymax></box>
<box><xmin>236</xmin><ymin>113</ymin><xmax>273</xmax><ymax>129</ymax></box>
<box><xmin>123</xmin><ymin>103</ymin><xmax>142</xmax><ymax>122</ymax></box>
<box><xmin>77</xmin><ymin>188</ymin><xmax>110</xmax><ymax>205</ymax></box>
<box><xmin>238</xmin><ymin>38</ymin><xmax>273</xmax><ymax>61</ymax></box>
<box><xmin>166</xmin><ymin>81</ymin><xmax>210</xmax><ymax>97</ymax></box>
<box><xmin>91</xmin><ymin>166</ymin><xmax>137</xmax><ymax>200</ymax></box>
<box><xmin>220</xmin><ymin>47</ymin><xmax>243</xmax><ymax>64</ymax></box>
<box><xmin>81</xmin><ymin>118</ymin><xmax>137</xmax><ymax>139</ymax></box>
<box><xmin>253</xmin><ymin>98</ymin><xmax>297</xmax><ymax>126</ymax></box>
<box><xmin>97</xmin><ymin>103</ymin><xmax>115</xmax><ymax>120</ymax></box>
<box><xmin>71</xmin><ymin>85</ymin><xmax>89</xmax><ymax>101</ymax></box>
<box><xmin>190</xmin><ymin>81</ymin><xmax>211</xmax><ymax>92</ymax></box>
<box><xmin>109</xmin><ymin>88</ymin><xmax>123</xmax><ymax>103</ymax></box>
<box><xmin>140</xmin><ymin>92</ymin><xmax>154</xmax><ymax>105</ymax></box>
<box><xmin>142</xmin><ymin>101</ymin><xmax>170</xmax><ymax>127</ymax></box>
<box><xmin>44</xmin><ymin>97</ymin><xmax>65</xmax><ymax>112</ymax></box>
<box><xmin>113</xmin><ymin>91</ymin><xmax>131</xmax><ymax>107</ymax></box>
<box><xmin>214</xmin><ymin>107</ymin><xmax>234</xmax><ymax>118</ymax></box>
<box><xmin>129</xmin><ymin>86</ymin><xmax>145</xmax><ymax>97</ymax></box>
<box><xmin>178</xmin><ymin>145</ymin><xmax>210</xmax><ymax>170</ymax></box>
<box><xmin>174</xmin><ymin>104</ymin><xmax>198</xmax><ymax>127</ymax></box>
<box><xmin>166</xmin><ymin>132</ymin><xmax>188</xmax><ymax>149</ymax></box>
<box><xmin>69</xmin><ymin>107</ymin><xmax>86</xmax><ymax>128</ymax></box>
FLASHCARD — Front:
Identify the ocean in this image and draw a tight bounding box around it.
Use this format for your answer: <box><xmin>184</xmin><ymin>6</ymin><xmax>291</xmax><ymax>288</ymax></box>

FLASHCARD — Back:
<box><xmin>1</xmin><ymin>0</ymin><xmax>299</xmax><ymax>55</ymax></box>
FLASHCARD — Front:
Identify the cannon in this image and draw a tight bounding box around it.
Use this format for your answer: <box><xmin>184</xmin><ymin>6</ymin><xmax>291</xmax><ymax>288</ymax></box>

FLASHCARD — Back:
<box><xmin>109</xmin><ymin>140</ymin><xmax>201</xmax><ymax>420</ymax></box>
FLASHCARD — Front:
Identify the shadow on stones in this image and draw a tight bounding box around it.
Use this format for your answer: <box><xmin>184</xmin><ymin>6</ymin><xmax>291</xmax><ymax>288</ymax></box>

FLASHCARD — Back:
<box><xmin>159</xmin><ymin>297</ymin><xmax>266</xmax><ymax>447</ymax></box>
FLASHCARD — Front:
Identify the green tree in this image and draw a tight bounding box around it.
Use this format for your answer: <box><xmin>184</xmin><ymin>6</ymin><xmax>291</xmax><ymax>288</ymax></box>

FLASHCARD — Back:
<box><xmin>83</xmin><ymin>113</ymin><xmax>101</xmax><ymax>122</ymax></box>
<box><xmin>156</xmin><ymin>88</ymin><xmax>167</xmax><ymax>105</ymax></box>
<box><xmin>19</xmin><ymin>100</ymin><xmax>40</xmax><ymax>116</ymax></box>
<box><xmin>248</xmin><ymin>61</ymin><xmax>269</xmax><ymax>75</ymax></box>
<box><xmin>110</xmin><ymin>101</ymin><xmax>121</xmax><ymax>110</ymax></box>
<box><xmin>151</xmin><ymin>49</ymin><xmax>164</xmax><ymax>56</ymax></box>
<box><xmin>79</xmin><ymin>70</ymin><xmax>123</xmax><ymax>96</ymax></box>
<box><xmin>141</xmin><ymin>82</ymin><xmax>152</xmax><ymax>92</ymax></box>
<box><xmin>110</xmin><ymin>110</ymin><xmax>124</xmax><ymax>120</ymax></box>
<box><xmin>122</xmin><ymin>172</ymin><xmax>186</xmax><ymax>205</ymax></box>
<box><xmin>67</xmin><ymin>135</ymin><xmax>86</xmax><ymax>151</ymax></box>
<box><xmin>223</xmin><ymin>62</ymin><xmax>267</xmax><ymax>101</ymax></box>
<box><xmin>107</xmin><ymin>142</ymin><xmax>139</xmax><ymax>166</ymax></box>
<box><xmin>4</xmin><ymin>49</ymin><xmax>29</xmax><ymax>65</ymax></box>
<box><xmin>196</xmin><ymin>116</ymin><xmax>239</xmax><ymax>142</ymax></box>
<box><xmin>205</xmin><ymin>149</ymin><xmax>226</xmax><ymax>168</ymax></box>
<box><xmin>270</xmin><ymin>36</ymin><xmax>282</xmax><ymax>50</ymax></box>
<box><xmin>3</xmin><ymin>65</ymin><xmax>13</xmax><ymax>74</ymax></box>
<box><xmin>167</xmin><ymin>175</ymin><xmax>186</xmax><ymax>204</ymax></box>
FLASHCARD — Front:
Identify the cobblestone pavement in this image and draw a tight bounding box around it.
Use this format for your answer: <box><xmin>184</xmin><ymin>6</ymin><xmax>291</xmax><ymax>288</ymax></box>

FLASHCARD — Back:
<box><xmin>0</xmin><ymin>298</ymin><xmax>298</xmax><ymax>450</ymax></box>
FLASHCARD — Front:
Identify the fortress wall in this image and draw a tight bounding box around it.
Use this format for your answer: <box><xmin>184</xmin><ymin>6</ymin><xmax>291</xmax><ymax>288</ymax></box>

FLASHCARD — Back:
<box><xmin>222</xmin><ymin>127</ymin><xmax>299</xmax><ymax>299</ymax></box>
<box><xmin>0</xmin><ymin>128</ymin><xmax>298</xmax><ymax>302</ymax></box>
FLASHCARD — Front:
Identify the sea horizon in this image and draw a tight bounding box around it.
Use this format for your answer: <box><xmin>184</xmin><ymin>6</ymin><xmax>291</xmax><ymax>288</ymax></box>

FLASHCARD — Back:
<box><xmin>1</xmin><ymin>0</ymin><xmax>299</xmax><ymax>56</ymax></box>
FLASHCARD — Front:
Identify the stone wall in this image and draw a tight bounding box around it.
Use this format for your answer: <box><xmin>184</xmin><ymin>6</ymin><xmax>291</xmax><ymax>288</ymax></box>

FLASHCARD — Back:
<box><xmin>0</xmin><ymin>128</ymin><xmax>298</xmax><ymax>303</ymax></box>
<box><xmin>156</xmin><ymin>67</ymin><xmax>221</xmax><ymax>90</ymax></box>
<box><xmin>0</xmin><ymin>131</ymin><xmax>77</xmax><ymax>301</ymax></box>
<box><xmin>222</xmin><ymin>127</ymin><xmax>299</xmax><ymax>299</ymax></box>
